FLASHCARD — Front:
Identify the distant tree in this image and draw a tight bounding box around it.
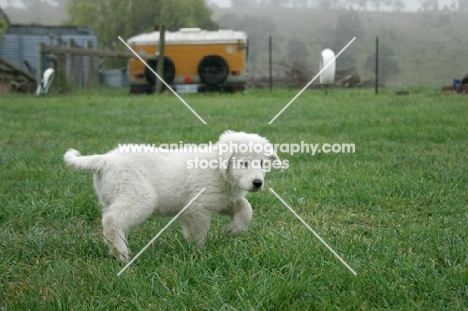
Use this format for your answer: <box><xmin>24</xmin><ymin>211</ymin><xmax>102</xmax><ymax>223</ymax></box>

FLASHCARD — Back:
<box><xmin>368</xmin><ymin>0</ymin><xmax>395</xmax><ymax>11</ymax></box>
<box><xmin>0</xmin><ymin>19</ymin><xmax>7</xmax><ymax>36</ymax></box>
<box><xmin>218</xmin><ymin>13</ymin><xmax>276</xmax><ymax>64</ymax></box>
<box><xmin>419</xmin><ymin>0</ymin><xmax>439</xmax><ymax>10</ymax></box>
<box><xmin>369</xmin><ymin>0</ymin><xmax>381</xmax><ymax>11</ymax></box>
<box><xmin>456</xmin><ymin>0</ymin><xmax>468</xmax><ymax>10</ymax></box>
<box><xmin>317</xmin><ymin>0</ymin><xmax>343</xmax><ymax>10</ymax></box>
<box><xmin>159</xmin><ymin>0</ymin><xmax>217</xmax><ymax>31</ymax></box>
<box><xmin>0</xmin><ymin>6</ymin><xmax>8</xmax><ymax>35</ymax></box>
<box><xmin>364</xmin><ymin>44</ymin><xmax>400</xmax><ymax>83</ymax></box>
<box><xmin>391</xmin><ymin>0</ymin><xmax>405</xmax><ymax>11</ymax></box>
<box><xmin>67</xmin><ymin>0</ymin><xmax>216</xmax><ymax>51</ymax></box>
<box><xmin>332</xmin><ymin>10</ymin><xmax>364</xmax><ymax>68</ymax></box>
<box><xmin>348</xmin><ymin>0</ymin><xmax>368</xmax><ymax>11</ymax></box>
<box><xmin>346</xmin><ymin>0</ymin><xmax>404</xmax><ymax>11</ymax></box>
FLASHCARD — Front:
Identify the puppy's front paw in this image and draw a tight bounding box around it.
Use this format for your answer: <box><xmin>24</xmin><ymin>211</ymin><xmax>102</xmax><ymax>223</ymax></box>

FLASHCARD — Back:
<box><xmin>223</xmin><ymin>222</ymin><xmax>248</xmax><ymax>236</ymax></box>
<box><xmin>119</xmin><ymin>253</ymin><xmax>130</xmax><ymax>263</ymax></box>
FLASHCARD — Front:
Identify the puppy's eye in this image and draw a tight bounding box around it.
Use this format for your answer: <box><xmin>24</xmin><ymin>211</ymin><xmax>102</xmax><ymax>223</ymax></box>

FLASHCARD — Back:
<box><xmin>244</xmin><ymin>161</ymin><xmax>249</xmax><ymax>168</ymax></box>
<box><xmin>260</xmin><ymin>160</ymin><xmax>264</xmax><ymax>167</ymax></box>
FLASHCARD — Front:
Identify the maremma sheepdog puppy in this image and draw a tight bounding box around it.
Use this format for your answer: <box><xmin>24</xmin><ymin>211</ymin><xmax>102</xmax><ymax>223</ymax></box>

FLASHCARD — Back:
<box><xmin>64</xmin><ymin>130</ymin><xmax>283</xmax><ymax>261</ymax></box>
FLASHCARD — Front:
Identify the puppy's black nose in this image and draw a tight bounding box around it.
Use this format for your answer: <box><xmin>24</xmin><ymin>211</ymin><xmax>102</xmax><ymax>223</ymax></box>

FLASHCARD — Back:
<box><xmin>253</xmin><ymin>179</ymin><xmax>263</xmax><ymax>188</ymax></box>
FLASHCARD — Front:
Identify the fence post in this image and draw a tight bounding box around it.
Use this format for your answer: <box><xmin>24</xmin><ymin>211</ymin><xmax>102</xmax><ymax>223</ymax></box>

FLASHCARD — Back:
<box><xmin>37</xmin><ymin>43</ymin><xmax>45</xmax><ymax>85</ymax></box>
<box><xmin>86</xmin><ymin>41</ymin><xmax>97</xmax><ymax>89</ymax></box>
<box><xmin>69</xmin><ymin>39</ymin><xmax>75</xmax><ymax>88</ymax></box>
<box><xmin>269</xmin><ymin>35</ymin><xmax>272</xmax><ymax>92</ymax></box>
<box><xmin>375</xmin><ymin>36</ymin><xmax>379</xmax><ymax>95</ymax></box>
<box><xmin>58</xmin><ymin>53</ymin><xmax>66</xmax><ymax>93</ymax></box>
<box><xmin>156</xmin><ymin>25</ymin><xmax>166</xmax><ymax>94</ymax></box>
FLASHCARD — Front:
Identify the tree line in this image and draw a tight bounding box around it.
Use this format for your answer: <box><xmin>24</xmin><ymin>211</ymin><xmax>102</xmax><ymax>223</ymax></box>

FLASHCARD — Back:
<box><xmin>230</xmin><ymin>0</ymin><xmax>468</xmax><ymax>11</ymax></box>
<box><xmin>66</xmin><ymin>0</ymin><xmax>217</xmax><ymax>51</ymax></box>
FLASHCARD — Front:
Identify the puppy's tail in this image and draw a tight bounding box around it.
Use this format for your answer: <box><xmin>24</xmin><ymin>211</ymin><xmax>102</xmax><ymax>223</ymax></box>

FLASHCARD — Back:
<box><xmin>64</xmin><ymin>149</ymin><xmax>105</xmax><ymax>173</ymax></box>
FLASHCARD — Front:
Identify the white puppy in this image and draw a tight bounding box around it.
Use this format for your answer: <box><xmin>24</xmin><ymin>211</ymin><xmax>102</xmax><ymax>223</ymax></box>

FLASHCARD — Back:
<box><xmin>64</xmin><ymin>130</ymin><xmax>282</xmax><ymax>261</ymax></box>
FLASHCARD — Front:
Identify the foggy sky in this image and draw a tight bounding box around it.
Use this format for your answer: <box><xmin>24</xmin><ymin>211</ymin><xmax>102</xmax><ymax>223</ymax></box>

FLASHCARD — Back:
<box><xmin>0</xmin><ymin>0</ymin><xmax>458</xmax><ymax>11</ymax></box>
<box><xmin>208</xmin><ymin>0</ymin><xmax>456</xmax><ymax>11</ymax></box>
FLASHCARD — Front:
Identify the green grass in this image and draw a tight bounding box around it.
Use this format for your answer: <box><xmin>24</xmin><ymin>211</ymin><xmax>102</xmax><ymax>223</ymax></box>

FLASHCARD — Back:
<box><xmin>1</xmin><ymin>88</ymin><xmax>467</xmax><ymax>310</ymax></box>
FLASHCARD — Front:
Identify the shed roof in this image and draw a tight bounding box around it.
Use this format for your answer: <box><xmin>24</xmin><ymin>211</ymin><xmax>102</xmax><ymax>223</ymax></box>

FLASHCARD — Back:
<box><xmin>7</xmin><ymin>24</ymin><xmax>93</xmax><ymax>36</ymax></box>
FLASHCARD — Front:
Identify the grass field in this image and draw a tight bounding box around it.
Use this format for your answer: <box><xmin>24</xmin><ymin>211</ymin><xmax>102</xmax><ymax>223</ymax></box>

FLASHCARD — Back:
<box><xmin>1</xmin><ymin>88</ymin><xmax>467</xmax><ymax>310</ymax></box>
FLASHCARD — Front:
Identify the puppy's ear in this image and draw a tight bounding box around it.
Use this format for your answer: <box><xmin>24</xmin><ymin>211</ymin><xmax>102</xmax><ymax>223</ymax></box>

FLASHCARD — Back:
<box><xmin>268</xmin><ymin>151</ymin><xmax>283</xmax><ymax>172</ymax></box>
<box><xmin>263</xmin><ymin>142</ymin><xmax>282</xmax><ymax>172</ymax></box>
<box><xmin>218</xmin><ymin>143</ymin><xmax>234</xmax><ymax>180</ymax></box>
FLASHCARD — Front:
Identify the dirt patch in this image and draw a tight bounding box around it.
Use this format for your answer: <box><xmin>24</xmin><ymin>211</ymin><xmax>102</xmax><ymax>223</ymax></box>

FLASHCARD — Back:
<box><xmin>0</xmin><ymin>82</ymin><xmax>12</xmax><ymax>94</ymax></box>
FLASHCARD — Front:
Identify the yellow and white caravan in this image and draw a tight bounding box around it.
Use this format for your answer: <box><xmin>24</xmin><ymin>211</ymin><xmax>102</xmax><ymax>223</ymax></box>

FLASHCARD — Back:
<box><xmin>127</xmin><ymin>28</ymin><xmax>248</xmax><ymax>94</ymax></box>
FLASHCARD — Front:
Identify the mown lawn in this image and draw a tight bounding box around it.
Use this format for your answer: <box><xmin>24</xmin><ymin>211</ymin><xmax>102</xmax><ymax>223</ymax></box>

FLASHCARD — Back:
<box><xmin>0</xmin><ymin>88</ymin><xmax>467</xmax><ymax>310</ymax></box>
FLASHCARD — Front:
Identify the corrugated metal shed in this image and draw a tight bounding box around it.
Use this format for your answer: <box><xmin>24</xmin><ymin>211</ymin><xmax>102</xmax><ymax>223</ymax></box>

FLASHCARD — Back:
<box><xmin>0</xmin><ymin>33</ymin><xmax>98</xmax><ymax>74</ymax></box>
<box><xmin>0</xmin><ymin>25</ymin><xmax>98</xmax><ymax>85</ymax></box>
<box><xmin>0</xmin><ymin>35</ymin><xmax>21</xmax><ymax>69</ymax></box>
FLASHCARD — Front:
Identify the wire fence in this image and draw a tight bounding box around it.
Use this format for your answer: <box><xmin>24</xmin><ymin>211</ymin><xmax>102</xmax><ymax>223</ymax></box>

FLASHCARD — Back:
<box><xmin>38</xmin><ymin>37</ymin><xmax>468</xmax><ymax>92</ymax></box>
<box><xmin>247</xmin><ymin>38</ymin><xmax>468</xmax><ymax>89</ymax></box>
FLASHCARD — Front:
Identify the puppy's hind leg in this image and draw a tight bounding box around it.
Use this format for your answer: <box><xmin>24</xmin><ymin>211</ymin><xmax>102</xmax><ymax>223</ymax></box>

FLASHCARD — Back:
<box><xmin>102</xmin><ymin>210</ymin><xmax>131</xmax><ymax>262</ymax></box>
<box><xmin>221</xmin><ymin>198</ymin><xmax>253</xmax><ymax>236</ymax></box>
<box><xmin>102</xmin><ymin>201</ymin><xmax>154</xmax><ymax>262</ymax></box>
